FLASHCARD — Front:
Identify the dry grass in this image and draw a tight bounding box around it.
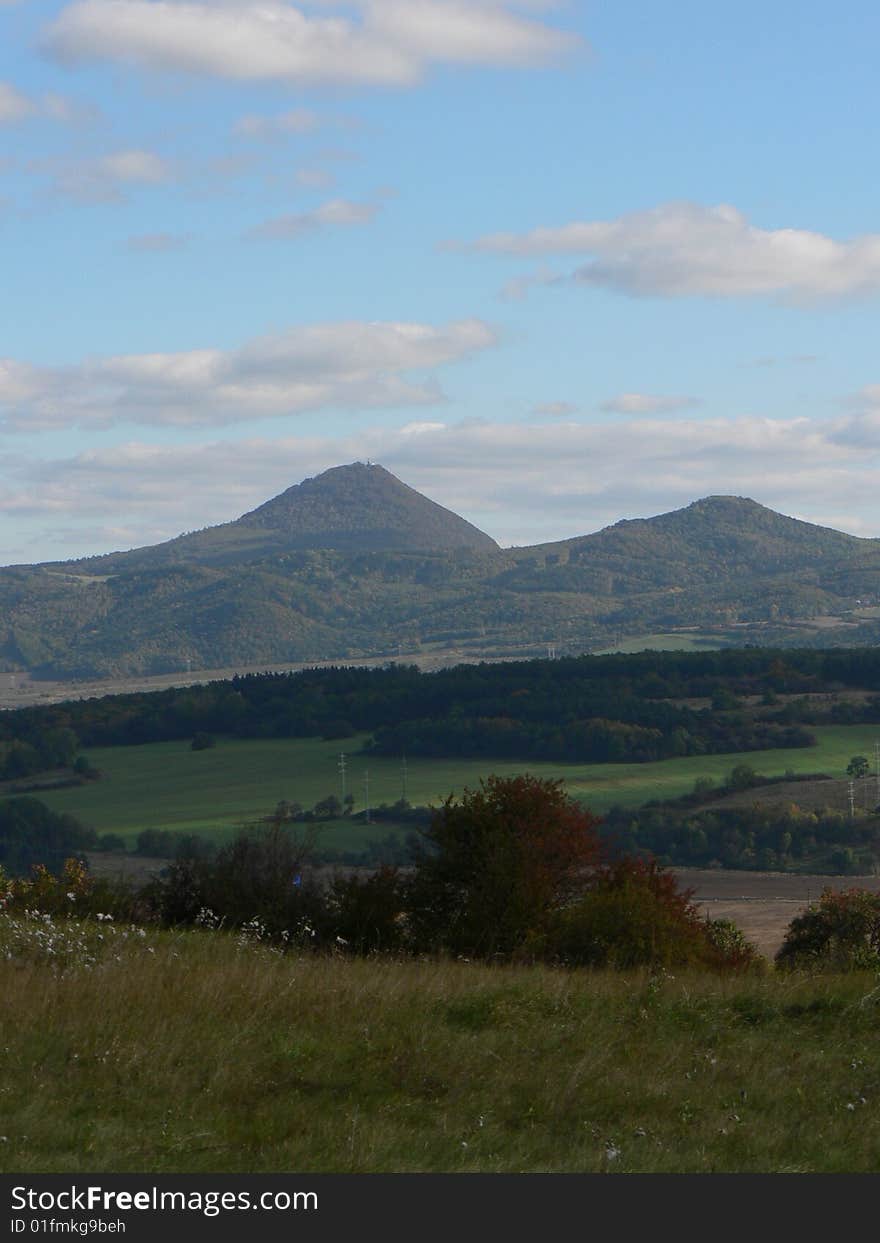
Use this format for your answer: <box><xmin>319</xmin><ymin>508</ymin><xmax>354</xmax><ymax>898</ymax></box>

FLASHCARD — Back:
<box><xmin>4</xmin><ymin>919</ymin><xmax>880</xmax><ymax>1174</ymax></box>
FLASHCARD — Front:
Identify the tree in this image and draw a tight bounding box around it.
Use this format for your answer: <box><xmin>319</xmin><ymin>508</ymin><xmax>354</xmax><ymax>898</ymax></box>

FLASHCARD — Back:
<box><xmin>847</xmin><ymin>756</ymin><xmax>870</xmax><ymax>780</ymax></box>
<box><xmin>727</xmin><ymin>763</ymin><xmax>757</xmax><ymax>791</ymax></box>
<box><xmin>539</xmin><ymin>857</ymin><xmax>757</xmax><ymax>970</ymax></box>
<box><xmin>711</xmin><ymin>688</ymin><xmax>741</xmax><ymax>711</ymax></box>
<box><xmin>154</xmin><ymin>814</ymin><xmax>321</xmax><ymax>931</ymax></box>
<box><xmin>327</xmin><ymin>866</ymin><xmax>407</xmax><ymax>954</ymax></box>
<box><xmin>41</xmin><ymin>727</ymin><xmax>79</xmax><ymax>768</ymax></box>
<box><xmin>777</xmin><ymin>888</ymin><xmax>880</xmax><ymax>971</ymax></box>
<box><xmin>312</xmin><ymin>794</ymin><xmax>342</xmax><ymax>820</ymax></box>
<box><xmin>405</xmin><ymin>774</ymin><xmax>602</xmax><ymax>958</ymax></box>
<box><xmin>73</xmin><ymin>754</ymin><xmax>100</xmax><ymax>780</ymax></box>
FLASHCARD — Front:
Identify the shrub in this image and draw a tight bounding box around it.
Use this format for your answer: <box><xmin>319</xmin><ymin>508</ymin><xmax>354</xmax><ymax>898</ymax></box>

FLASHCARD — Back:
<box><xmin>326</xmin><ymin>867</ymin><xmax>407</xmax><ymax>954</ymax></box>
<box><xmin>703</xmin><ymin>916</ymin><xmax>762</xmax><ymax>969</ymax></box>
<box><xmin>147</xmin><ymin>816</ymin><xmax>323</xmax><ymax>937</ymax></box>
<box><xmin>537</xmin><ymin>857</ymin><xmax>728</xmax><ymax>970</ymax></box>
<box><xmin>727</xmin><ymin>763</ymin><xmax>758</xmax><ymax>791</ymax></box>
<box><xmin>135</xmin><ymin>828</ymin><xmax>176</xmax><ymax>857</ymax></box>
<box><xmin>312</xmin><ymin>794</ymin><xmax>343</xmax><ymax>820</ymax></box>
<box><xmin>96</xmin><ymin>833</ymin><xmax>127</xmax><ymax>852</ymax></box>
<box><xmin>145</xmin><ymin>857</ymin><xmax>205</xmax><ymax>926</ymax></box>
<box><xmin>776</xmin><ymin>888</ymin><xmax>880</xmax><ymax>971</ymax></box>
<box><xmin>1</xmin><ymin>857</ymin><xmax>139</xmax><ymax>922</ymax></box>
<box><xmin>134</xmin><ymin>827</ymin><xmax>212</xmax><ymax>860</ymax></box>
<box><xmin>405</xmin><ymin>774</ymin><xmax>602</xmax><ymax>959</ymax></box>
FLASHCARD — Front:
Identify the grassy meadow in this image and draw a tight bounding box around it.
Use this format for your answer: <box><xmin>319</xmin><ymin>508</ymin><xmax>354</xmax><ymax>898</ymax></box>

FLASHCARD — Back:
<box><xmin>15</xmin><ymin>723</ymin><xmax>880</xmax><ymax>845</ymax></box>
<box><xmin>3</xmin><ymin>922</ymin><xmax>880</xmax><ymax>1174</ymax></box>
<box><xmin>592</xmin><ymin>631</ymin><xmax>726</xmax><ymax>654</ymax></box>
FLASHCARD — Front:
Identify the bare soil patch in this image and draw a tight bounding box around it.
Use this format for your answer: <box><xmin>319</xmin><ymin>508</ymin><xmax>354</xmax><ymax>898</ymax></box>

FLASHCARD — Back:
<box><xmin>85</xmin><ymin>852</ymin><xmax>168</xmax><ymax>885</ymax></box>
<box><xmin>693</xmin><ymin>776</ymin><xmax>878</xmax><ymax>816</ymax></box>
<box><xmin>675</xmin><ymin>867</ymin><xmax>880</xmax><ymax>959</ymax></box>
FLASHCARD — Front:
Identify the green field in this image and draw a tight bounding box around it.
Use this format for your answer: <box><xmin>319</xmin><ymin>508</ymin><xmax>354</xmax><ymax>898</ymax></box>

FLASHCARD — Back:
<box><xmin>13</xmin><ymin>723</ymin><xmax>880</xmax><ymax>845</ymax></box>
<box><xmin>5</xmin><ymin>926</ymin><xmax>880</xmax><ymax>1173</ymax></box>
<box><xmin>592</xmin><ymin>631</ymin><xmax>724</xmax><ymax>654</ymax></box>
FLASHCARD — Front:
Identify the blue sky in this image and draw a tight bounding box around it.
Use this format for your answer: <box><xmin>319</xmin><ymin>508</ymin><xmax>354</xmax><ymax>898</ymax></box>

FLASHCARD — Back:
<box><xmin>3</xmin><ymin>0</ymin><xmax>880</xmax><ymax>564</ymax></box>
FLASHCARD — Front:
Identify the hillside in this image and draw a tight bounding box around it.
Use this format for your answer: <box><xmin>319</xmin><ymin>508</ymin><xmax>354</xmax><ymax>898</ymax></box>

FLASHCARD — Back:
<box><xmin>10</xmin><ymin>932</ymin><xmax>880</xmax><ymax>1174</ymax></box>
<box><xmin>493</xmin><ymin>495</ymin><xmax>880</xmax><ymax>626</ymax></box>
<box><xmin>4</xmin><ymin>466</ymin><xmax>880</xmax><ymax>679</ymax></box>
<box><xmin>66</xmin><ymin>462</ymin><xmax>499</xmax><ymax>574</ymax></box>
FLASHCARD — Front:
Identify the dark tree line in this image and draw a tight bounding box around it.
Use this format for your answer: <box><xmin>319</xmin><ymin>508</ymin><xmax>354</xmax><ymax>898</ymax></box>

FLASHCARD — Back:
<box><xmin>5</xmin><ymin>647</ymin><xmax>880</xmax><ymax>767</ymax></box>
<box><xmin>603</xmin><ymin>792</ymin><xmax>879</xmax><ymax>873</ymax></box>
<box><xmin>0</xmin><ymin>726</ymin><xmax>79</xmax><ymax>781</ymax></box>
<box><xmin>0</xmin><ymin>797</ymin><xmax>109</xmax><ymax>876</ymax></box>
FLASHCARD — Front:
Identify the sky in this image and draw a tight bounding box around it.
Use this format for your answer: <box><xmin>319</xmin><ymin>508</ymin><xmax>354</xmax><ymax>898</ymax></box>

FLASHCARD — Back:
<box><xmin>4</xmin><ymin>1</ymin><xmax>880</xmax><ymax>565</ymax></box>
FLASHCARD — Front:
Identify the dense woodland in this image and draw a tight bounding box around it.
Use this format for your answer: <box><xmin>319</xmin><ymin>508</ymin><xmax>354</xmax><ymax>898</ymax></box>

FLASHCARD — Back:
<box><xmin>4</xmin><ymin>647</ymin><xmax>880</xmax><ymax>765</ymax></box>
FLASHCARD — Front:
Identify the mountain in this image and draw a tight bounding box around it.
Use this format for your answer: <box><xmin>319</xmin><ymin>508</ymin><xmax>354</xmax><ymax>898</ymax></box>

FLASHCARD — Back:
<box><xmin>236</xmin><ymin>462</ymin><xmax>498</xmax><ymax>553</ymax></box>
<box><xmin>508</xmin><ymin>495</ymin><xmax>871</xmax><ymax>592</ymax></box>
<box><xmin>68</xmin><ymin>462</ymin><xmax>498</xmax><ymax>574</ymax></box>
<box><xmin>4</xmin><ymin>470</ymin><xmax>880</xmax><ymax>681</ymax></box>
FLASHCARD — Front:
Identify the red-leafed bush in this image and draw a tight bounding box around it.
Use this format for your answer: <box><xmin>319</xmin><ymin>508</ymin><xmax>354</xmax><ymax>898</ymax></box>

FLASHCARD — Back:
<box><xmin>406</xmin><ymin>775</ymin><xmax>603</xmax><ymax>958</ymax></box>
<box><xmin>776</xmin><ymin>888</ymin><xmax>880</xmax><ymax>971</ymax></box>
<box><xmin>537</xmin><ymin>857</ymin><xmax>759</xmax><ymax>970</ymax></box>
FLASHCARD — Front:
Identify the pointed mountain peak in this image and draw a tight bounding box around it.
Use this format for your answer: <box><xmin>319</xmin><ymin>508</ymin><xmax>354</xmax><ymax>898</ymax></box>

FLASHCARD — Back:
<box><xmin>236</xmin><ymin>461</ymin><xmax>498</xmax><ymax>554</ymax></box>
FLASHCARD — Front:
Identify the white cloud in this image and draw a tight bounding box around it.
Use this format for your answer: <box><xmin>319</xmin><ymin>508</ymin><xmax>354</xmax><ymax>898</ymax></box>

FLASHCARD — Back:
<box><xmin>44</xmin><ymin>0</ymin><xmax>580</xmax><ymax>87</ymax></box>
<box><xmin>383</xmin><ymin>415</ymin><xmax>880</xmax><ymax>542</ymax></box>
<box><xmin>832</xmin><ymin>389</ymin><xmax>880</xmax><ymax>449</ymax></box>
<box><xmin>6</xmin><ymin>408</ymin><xmax>880</xmax><ymax>563</ymax></box>
<box><xmin>363</xmin><ymin>0</ymin><xmax>574</xmax><ymax>65</ymax></box>
<box><xmin>464</xmin><ymin>202</ymin><xmax>880</xmax><ymax>302</ymax></box>
<box><xmin>45</xmin><ymin>148</ymin><xmax>173</xmax><ymax>201</ymax></box>
<box><xmin>233</xmin><ymin>108</ymin><xmax>319</xmax><ymax>138</ymax></box>
<box><xmin>0</xmin><ymin>82</ymin><xmax>31</xmax><ymax>123</ymax></box>
<box><xmin>498</xmin><ymin>267</ymin><xmax>560</xmax><ymax>301</ymax></box>
<box><xmin>102</xmin><ymin>150</ymin><xmax>169</xmax><ymax>181</ymax></box>
<box><xmin>0</xmin><ymin>319</ymin><xmax>497</xmax><ymax>431</ymax></box>
<box><xmin>295</xmin><ymin>167</ymin><xmax>336</xmax><ymax>189</ymax></box>
<box><xmin>248</xmin><ymin>197</ymin><xmax>380</xmax><ymax>239</ymax></box>
<box><xmin>600</xmin><ymin>393</ymin><xmax>700</xmax><ymax>415</ymax></box>
<box><xmin>532</xmin><ymin>400</ymin><xmax>577</xmax><ymax>417</ymax></box>
<box><xmin>0</xmin><ymin>80</ymin><xmax>89</xmax><ymax>124</ymax></box>
<box><xmin>399</xmin><ymin>420</ymin><xmax>447</xmax><ymax>435</ymax></box>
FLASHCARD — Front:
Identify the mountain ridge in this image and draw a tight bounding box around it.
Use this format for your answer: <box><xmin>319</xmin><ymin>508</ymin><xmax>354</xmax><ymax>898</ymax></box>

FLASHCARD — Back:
<box><xmin>4</xmin><ymin>464</ymin><xmax>880</xmax><ymax>680</ymax></box>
